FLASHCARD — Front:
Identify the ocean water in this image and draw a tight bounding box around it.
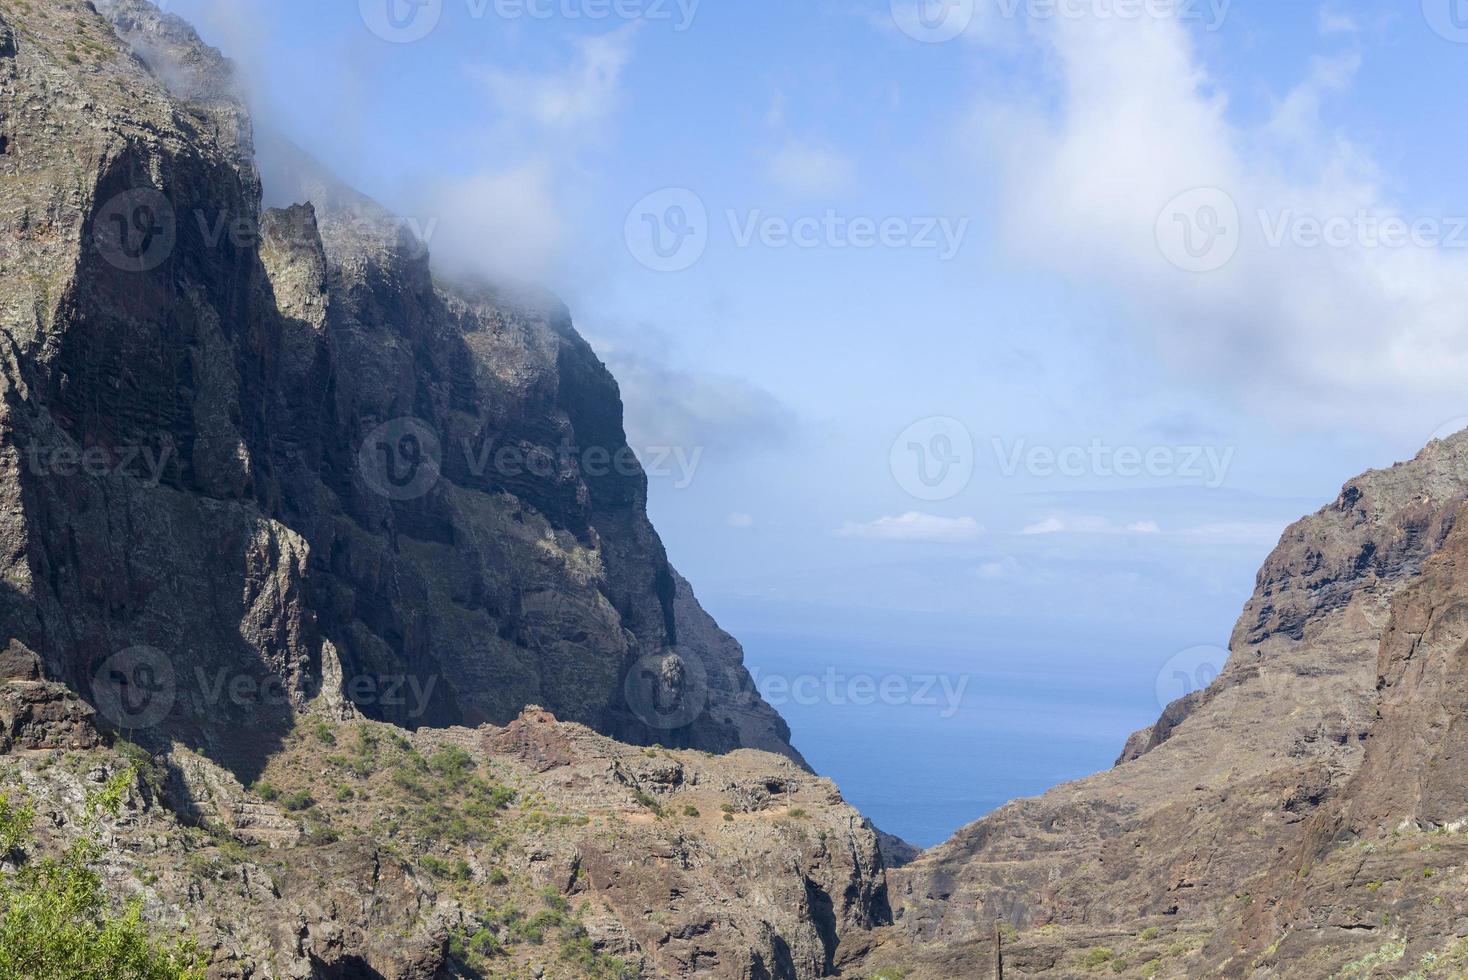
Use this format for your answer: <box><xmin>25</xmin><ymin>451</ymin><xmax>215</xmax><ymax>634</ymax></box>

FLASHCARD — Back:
<box><xmin>732</xmin><ymin>627</ymin><xmax>1167</xmax><ymax>849</ymax></box>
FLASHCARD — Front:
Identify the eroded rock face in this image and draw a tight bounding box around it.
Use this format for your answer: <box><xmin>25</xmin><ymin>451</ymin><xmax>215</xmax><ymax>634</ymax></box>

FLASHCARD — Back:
<box><xmin>0</xmin><ymin>709</ymin><xmax>888</xmax><ymax>980</ymax></box>
<box><xmin>875</xmin><ymin>434</ymin><xmax>1468</xmax><ymax>977</ymax></box>
<box><xmin>0</xmin><ymin>0</ymin><xmax>798</xmax><ymax>784</ymax></box>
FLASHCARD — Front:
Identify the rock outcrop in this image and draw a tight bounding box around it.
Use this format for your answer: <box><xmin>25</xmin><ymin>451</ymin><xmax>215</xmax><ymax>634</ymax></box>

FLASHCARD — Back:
<box><xmin>0</xmin><ymin>0</ymin><xmax>798</xmax><ymax>787</ymax></box>
<box><xmin>1</xmin><ymin>708</ymin><xmax>889</xmax><ymax>979</ymax></box>
<box><xmin>869</xmin><ymin>433</ymin><xmax>1468</xmax><ymax>977</ymax></box>
<box><xmin>14</xmin><ymin>3</ymin><xmax>1468</xmax><ymax>979</ymax></box>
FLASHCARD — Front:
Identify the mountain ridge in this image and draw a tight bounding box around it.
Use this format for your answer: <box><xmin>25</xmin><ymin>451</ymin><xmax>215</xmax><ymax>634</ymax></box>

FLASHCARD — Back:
<box><xmin>0</xmin><ymin>0</ymin><xmax>801</xmax><ymax>781</ymax></box>
<box><xmin>6</xmin><ymin>3</ymin><xmax>1468</xmax><ymax>978</ymax></box>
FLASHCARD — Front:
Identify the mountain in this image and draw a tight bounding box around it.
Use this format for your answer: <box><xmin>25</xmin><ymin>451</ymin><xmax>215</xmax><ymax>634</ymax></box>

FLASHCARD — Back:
<box><xmin>8</xmin><ymin>3</ymin><xmax>1468</xmax><ymax>979</ymax></box>
<box><xmin>862</xmin><ymin>434</ymin><xmax>1468</xmax><ymax>977</ymax></box>
<box><xmin>0</xmin><ymin>0</ymin><xmax>798</xmax><ymax>785</ymax></box>
<box><xmin>0</xmin><ymin>3</ymin><xmax>896</xmax><ymax>977</ymax></box>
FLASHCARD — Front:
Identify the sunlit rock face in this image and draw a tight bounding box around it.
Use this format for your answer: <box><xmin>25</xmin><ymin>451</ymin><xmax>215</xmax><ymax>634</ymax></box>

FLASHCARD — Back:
<box><xmin>0</xmin><ymin>0</ymin><xmax>798</xmax><ymax>782</ymax></box>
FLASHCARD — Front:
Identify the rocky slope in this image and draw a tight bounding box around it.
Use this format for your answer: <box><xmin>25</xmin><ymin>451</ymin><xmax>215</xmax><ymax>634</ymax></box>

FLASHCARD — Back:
<box><xmin>0</xmin><ymin>0</ymin><xmax>798</xmax><ymax>786</ymax></box>
<box><xmin>861</xmin><ymin>435</ymin><xmax>1468</xmax><ymax>976</ymax></box>
<box><xmin>13</xmin><ymin>3</ymin><xmax>1468</xmax><ymax>980</ymax></box>
<box><xmin>0</xmin><ymin>693</ymin><xmax>890</xmax><ymax>979</ymax></box>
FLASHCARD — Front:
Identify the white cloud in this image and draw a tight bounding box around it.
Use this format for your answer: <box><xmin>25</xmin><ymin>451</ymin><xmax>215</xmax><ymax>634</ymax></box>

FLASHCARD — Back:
<box><xmin>838</xmin><ymin>512</ymin><xmax>984</xmax><ymax>543</ymax></box>
<box><xmin>728</xmin><ymin>512</ymin><xmax>756</xmax><ymax>529</ymax></box>
<box><xmin>476</xmin><ymin>26</ymin><xmax>639</xmax><ymax>131</ymax></box>
<box><xmin>421</xmin><ymin>163</ymin><xmax>564</xmax><ymax>285</ymax></box>
<box><xmin>1021</xmin><ymin>517</ymin><xmax>1067</xmax><ymax>536</ymax></box>
<box><xmin>1022</xmin><ymin>516</ymin><xmax>1161</xmax><ymax>536</ymax></box>
<box><xmin>588</xmin><ymin>328</ymin><xmax>794</xmax><ymax>454</ymax></box>
<box><xmin>1175</xmin><ymin>521</ymin><xmax>1289</xmax><ymax>546</ymax></box>
<box><xmin>420</xmin><ymin>27</ymin><xmax>641</xmax><ymax>286</ymax></box>
<box><xmin>977</xmin><ymin>557</ymin><xmax>1021</xmax><ymax>580</ymax></box>
<box><xmin>971</xmin><ymin>10</ymin><xmax>1468</xmax><ymax>434</ymax></box>
<box><xmin>1019</xmin><ymin>515</ymin><xmax>1285</xmax><ymax>546</ymax></box>
<box><xmin>768</xmin><ymin>140</ymin><xmax>858</xmax><ymax>196</ymax></box>
<box><xmin>1317</xmin><ymin>5</ymin><xmax>1360</xmax><ymax>34</ymax></box>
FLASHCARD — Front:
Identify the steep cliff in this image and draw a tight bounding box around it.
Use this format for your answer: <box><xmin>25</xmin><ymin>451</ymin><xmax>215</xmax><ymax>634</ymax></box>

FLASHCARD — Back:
<box><xmin>0</xmin><ymin>0</ymin><xmax>798</xmax><ymax>785</ymax></box>
<box><xmin>15</xmin><ymin>4</ymin><xmax>1468</xmax><ymax>979</ymax></box>
<box><xmin>866</xmin><ymin>433</ymin><xmax>1468</xmax><ymax>977</ymax></box>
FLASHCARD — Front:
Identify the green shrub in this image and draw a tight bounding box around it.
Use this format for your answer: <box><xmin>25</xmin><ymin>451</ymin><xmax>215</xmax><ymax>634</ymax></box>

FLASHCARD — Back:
<box><xmin>560</xmin><ymin>933</ymin><xmax>637</xmax><ymax>978</ymax></box>
<box><xmin>0</xmin><ymin>792</ymin><xmax>205</xmax><ymax>979</ymax></box>
<box><xmin>428</xmin><ymin>746</ymin><xmax>475</xmax><ymax>779</ymax></box>
<box><xmin>280</xmin><ymin>791</ymin><xmax>314</xmax><ymax>812</ymax></box>
<box><xmin>631</xmin><ymin>790</ymin><xmax>662</xmax><ymax>817</ymax></box>
<box><xmin>0</xmin><ymin>792</ymin><xmax>33</xmax><ymax>857</ymax></box>
<box><xmin>683</xmin><ymin>806</ymin><xmax>700</xmax><ymax>818</ymax></box>
<box><xmin>421</xmin><ymin>856</ymin><xmax>472</xmax><ymax>881</ymax></box>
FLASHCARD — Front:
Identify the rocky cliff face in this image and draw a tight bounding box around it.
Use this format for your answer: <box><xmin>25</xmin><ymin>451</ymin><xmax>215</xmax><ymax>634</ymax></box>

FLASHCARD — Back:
<box><xmin>0</xmin><ymin>700</ymin><xmax>890</xmax><ymax>979</ymax></box>
<box><xmin>864</xmin><ymin>434</ymin><xmax>1468</xmax><ymax>978</ymax></box>
<box><xmin>14</xmin><ymin>4</ymin><xmax>1468</xmax><ymax>979</ymax></box>
<box><xmin>0</xmin><ymin>0</ymin><xmax>798</xmax><ymax>785</ymax></box>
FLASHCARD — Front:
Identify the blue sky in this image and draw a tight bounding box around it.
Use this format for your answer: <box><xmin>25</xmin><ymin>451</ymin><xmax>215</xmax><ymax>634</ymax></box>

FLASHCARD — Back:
<box><xmin>161</xmin><ymin>0</ymin><xmax>1468</xmax><ymax>840</ymax></box>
